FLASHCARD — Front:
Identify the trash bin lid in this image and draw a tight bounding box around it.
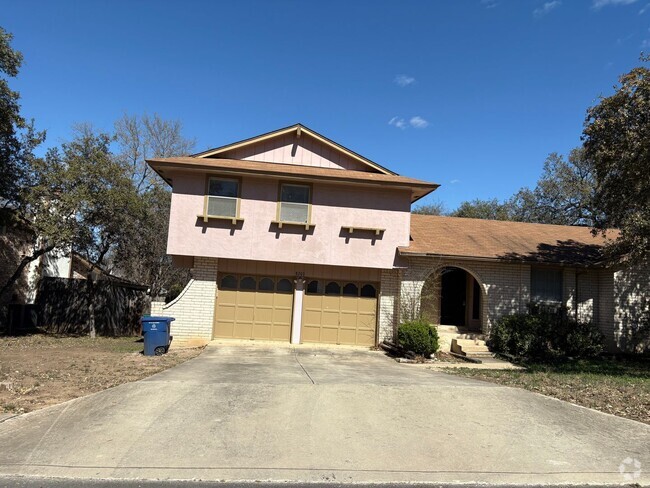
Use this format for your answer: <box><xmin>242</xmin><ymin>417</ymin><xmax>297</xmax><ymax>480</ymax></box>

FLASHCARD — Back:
<box><xmin>141</xmin><ymin>316</ymin><xmax>176</xmax><ymax>322</ymax></box>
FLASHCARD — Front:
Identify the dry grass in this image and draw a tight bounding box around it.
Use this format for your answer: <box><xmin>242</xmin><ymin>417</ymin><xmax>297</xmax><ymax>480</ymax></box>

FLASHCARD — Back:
<box><xmin>0</xmin><ymin>334</ymin><xmax>203</xmax><ymax>415</ymax></box>
<box><xmin>447</xmin><ymin>356</ymin><xmax>650</xmax><ymax>424</ymax></box>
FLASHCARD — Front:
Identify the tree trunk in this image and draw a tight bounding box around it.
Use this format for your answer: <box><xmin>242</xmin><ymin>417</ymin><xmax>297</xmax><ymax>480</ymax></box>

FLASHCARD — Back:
<box><xmin>87</xmin><ymin>279</ymin><xmax>96</xmax><ymax>338</ymax></box>
<box><xmin>0</xmin><ymin>244</ymin><xmax>55</xmax><ymax>302</ymax></box>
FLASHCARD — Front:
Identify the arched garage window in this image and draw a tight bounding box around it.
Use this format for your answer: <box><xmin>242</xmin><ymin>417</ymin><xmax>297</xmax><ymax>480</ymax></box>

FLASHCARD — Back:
<box><xmin>277</xmin><ymin>278</ymin><xmax>293</xmax><ymax>293</ymax></box>
<box><xmin>325</xmin><ymin>282</ymin><xmax>341</xmax><ymax>295</ymax></box>
<box><xmin>360</xmin><ymin>284</ymin><xmax>376</xmax><ymax>298</ymax></box>
<box><xmin>343</xmin><ymin>283</ymin><xmax>359</xmax><ymax>296</ymax></box>
<box><xmin>259</xmin><ymin>277</ymin><xmax>274</xmax><ymax>291</ymax></box>
<box><xmin>240</xmin><ymin>276</ymin><xmax>256</xmax><ymax>290</ymax></box>
<box><xmin>220</xmin><ymin>275</ymin><xmax>237</xmax><ymax>290</ymax></box>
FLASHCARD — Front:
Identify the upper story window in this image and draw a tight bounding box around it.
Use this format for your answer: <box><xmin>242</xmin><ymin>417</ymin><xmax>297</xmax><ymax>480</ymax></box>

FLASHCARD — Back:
<box><xmin>531</xmin><ymin>267</ymin><xmax>563</xmax><ymax>305</ymax></box>
<box><xmin>279</xmin><ymin>183</ymin><xmax>310</xmax><ymax>224</ymax></box>
<box><xmin>206</xmin><ymin>177</ymin><xmax>239</xmax><ymax>218</ymax></box>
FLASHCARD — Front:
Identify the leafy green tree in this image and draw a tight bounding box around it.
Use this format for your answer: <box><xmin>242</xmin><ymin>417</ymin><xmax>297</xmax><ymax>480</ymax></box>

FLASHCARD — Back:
<box><xmin>0</xmin><ymin>27</ymin><xmax>44</xmax><ymax>205</ymax></box>
<box><xmin>583</xmin><ymin>56</ymin><xmax>650</xmax><ymax>263</ymax></box>
<box><xmin>412</xmin><ymin>200</ymin><xmax>447</xmax><ymax>215</ymax></box>
<box><xmin>0</xmin><ymin>127</ymin><xmax>137</xmax><ymax>318</ymax></box>
<box><xmin>450</xmin><ymin>198</ymin><xmax>514</xmax><ymax>220</ymax></box>
<box><xmin>61</xmin><ymin>125</ymin><xmax>140</xmax><ymax>270</ymax></box>
<box><xmin>510</xmin><ymin>148</ymin><xmax>597</xmax><ymax>226</ymax></box>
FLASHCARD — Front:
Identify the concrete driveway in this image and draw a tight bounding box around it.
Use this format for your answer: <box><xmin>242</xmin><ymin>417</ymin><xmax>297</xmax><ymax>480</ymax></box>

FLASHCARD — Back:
<box><xmin>0</xmin><ymin>343</ymin><xmax>648</xmax><ymax>485</ymax></box>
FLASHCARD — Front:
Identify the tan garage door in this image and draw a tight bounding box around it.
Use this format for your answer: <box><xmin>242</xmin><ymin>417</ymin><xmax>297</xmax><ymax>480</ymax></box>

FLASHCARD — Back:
<box><xmin>302</xmin><ymin>280</ymin><xmax>378</xmax><ymax>346</ymax></box>
<box><xmin>213</xmin><ymin>274</ymin><xmax>293</xmax><ymax>341</ymax></box>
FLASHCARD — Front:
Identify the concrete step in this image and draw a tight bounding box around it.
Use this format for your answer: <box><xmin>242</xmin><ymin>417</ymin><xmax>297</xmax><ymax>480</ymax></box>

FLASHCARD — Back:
<box><xmin>436</xmin><ymin>326</ymin><xmax>485</xmax><ymax>341</ymax></box>
<box><xmin>450</xmin><ymin>337</ymin><xmax>491</xmax><ymax>357</ymax></box>
<box><xmin>453</xmin><ymin>338</ymin><xmax>487</xmax><ymax>347</ymax></box>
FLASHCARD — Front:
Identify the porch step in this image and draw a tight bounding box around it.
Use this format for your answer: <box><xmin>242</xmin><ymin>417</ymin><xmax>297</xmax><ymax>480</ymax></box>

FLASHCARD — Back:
<box><xmin>450</xmin><ymin>338</ymin><xmax>492</xmax><ymax>358</ymax></box>
<box><xmin>436</xmin><ymin>325</ymin><xmax>485</xmax><ymax>339</ymax></box>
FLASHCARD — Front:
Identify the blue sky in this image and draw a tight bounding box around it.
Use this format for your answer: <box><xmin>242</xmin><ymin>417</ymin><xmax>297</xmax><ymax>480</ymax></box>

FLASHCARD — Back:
<box><xmin>3</xmin><ymin>0</ymin><xmax>648</xmax><ymax>209</ymax></box>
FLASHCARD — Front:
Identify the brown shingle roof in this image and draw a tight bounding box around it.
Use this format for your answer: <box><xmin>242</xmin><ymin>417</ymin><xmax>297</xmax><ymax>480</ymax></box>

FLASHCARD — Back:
<box><xmin>147</xmin><ymin>157</ymin><xmax>439</xmax><ymax>202</ymax></box>
<box><xmin>402</xmin><ymin>214</ymin><xmax>617</xmax><ymax>266</ymax></box>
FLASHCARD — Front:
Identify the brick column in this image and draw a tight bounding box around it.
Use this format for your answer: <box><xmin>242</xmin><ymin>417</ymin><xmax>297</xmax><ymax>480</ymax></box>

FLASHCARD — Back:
<box><xmin>378</xmin><ymin>268</ymin><xmax>400</xmax><ymax>342</ymax></box>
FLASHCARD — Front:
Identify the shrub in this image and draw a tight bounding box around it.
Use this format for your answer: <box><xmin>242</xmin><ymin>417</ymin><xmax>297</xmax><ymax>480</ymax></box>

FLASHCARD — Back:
<box><xmin>555</xmin><ymin>320</ymin><xmax>605</xmax><ymax>358</ymax></box>
<box><xmin>398</xmin><ymin>319</ymin><xmax>439</xmax><ymax>357</ymax></box>
<box><xmin>488</xmin><ymin>308</ymin><xmax>604</xmax><ymax>360</ymax></box>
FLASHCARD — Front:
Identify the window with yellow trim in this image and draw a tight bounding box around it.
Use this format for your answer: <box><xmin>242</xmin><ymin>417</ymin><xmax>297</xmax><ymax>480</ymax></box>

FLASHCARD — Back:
<box><xmin>207</xmin><ymin>178</ymin><xmax>239</xmax><ymax>218</ymax></box>
<box><xmin>279</xmin><ymin>183</ymin><xmax>310</xmax><ymax>224</ymax></box>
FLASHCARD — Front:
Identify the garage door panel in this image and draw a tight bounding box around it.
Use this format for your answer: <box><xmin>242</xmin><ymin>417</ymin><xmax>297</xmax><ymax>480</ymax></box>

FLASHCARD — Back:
<box><xmin>256</xmin><ymin>293</ymin><xmax>274</xmax><ymax>306</ymax></box>
<box><xmin>322</xmin><ymin>296</ymin><xmax>340</xmax><ymax>310</ymax></box>
<box><xmin>252</xmin><ymin>324</ymin><xmax>272</xmax><ymax>338</ymax></box>
<box><xmin>339</xmin><ymin>312</ymin><xmax>360</xmax><ymax>328</ymax></box>
<box><xmin>237</xmin><ymin>291</ymin><xmax>256</xmax><ymax>306</ymax></box>
<box><xmin>356</xmin><ymin>329</ymin><xmax>375</xmax><ymax>345</ymax></box>
<box><xmin>273</xmin><ymin>309</ymin><xmax>293</xmax><ymax>326</ymax></box>
<box><xmin>301</xmin><ymin>282</ymin><xmax>378</xmax><ymax>346</ymax></box>
<box><xmin>214</xmin><ymin>274</ymin><xmax>293</xmax><ymax>342</ymax></box>
<box><xmin>321</xmin><ymin>310</ymin><xmax>340</xmax><ymax>327</ymax></box>
<box><xmin>357</xmin><ymin>313</ymin><xmax>376</xmax><ymax>329</ymax></box>
<box><xmin>215</xmin><ymin>322</ymin><xmax>235</xmax><ymax>338</ymax></box>
<box><xmin>271</xmin><ymin>324</ymin><xmax>291</xmax><ymax>340</ymax></box>
<box><xmin>233</xmin><ymin>323</ymin><xmax>253</xmax><ymax>339</ymax></box>
<box><xmin>253</xmin><ymin>305</ymin><xmax>273</xmax><ymax>323</ymax></box>
<box><xmin>217</xmin><ymin>305</ymin><xmax>236</xmax><ymax>322</ymax></box>
<box><xmin>320</xmin><ymin>326</ymin><xmax>339</xmax><ymax>343</ymax></box>
<box><xmin>338</xmin><ymin>328</ymin><xmax>357</xmax><ymax>345</ymax></box>
<box><xmin>302</xmin><ymin>326</ymin><xmax>320</xmax><ymax>342</ymax></box>
<box><xmin>358</xmin><ymin>298</ymin><xmax>377</xmax><ymax>313</ymax></box>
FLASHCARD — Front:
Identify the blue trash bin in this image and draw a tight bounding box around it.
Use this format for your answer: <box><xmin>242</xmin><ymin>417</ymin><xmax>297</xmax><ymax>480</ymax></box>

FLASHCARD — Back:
<box><xmin>141</xmin><ymin>316</ymin><xmax>175</xmax><ymax>356</ymax></box>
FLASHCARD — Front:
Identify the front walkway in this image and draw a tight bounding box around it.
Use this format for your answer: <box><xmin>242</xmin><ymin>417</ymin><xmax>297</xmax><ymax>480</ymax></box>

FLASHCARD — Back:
<box><xmin>0</xmin><ymin>342</ymin><xmax>647</xmax><ymax>485</ymax></box>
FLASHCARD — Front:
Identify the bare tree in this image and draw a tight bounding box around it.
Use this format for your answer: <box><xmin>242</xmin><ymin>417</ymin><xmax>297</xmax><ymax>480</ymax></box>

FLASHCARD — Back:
<box><xmin>112</xmin><ymin>114</ymin><xmax>196</xmax><ymax>299</ymax></box>
<box><xmin>114</xmin><ymin>113</ymin><xmax>196</xmax><ymax>193</ymax></box>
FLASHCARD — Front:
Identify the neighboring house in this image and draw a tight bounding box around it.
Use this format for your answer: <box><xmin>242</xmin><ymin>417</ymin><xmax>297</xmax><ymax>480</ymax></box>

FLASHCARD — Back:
<box><xmin>0</xmin><ymin>205</ymin><xmax>149</xmax><ymax>335</ymax></box>
<box><xmin>148</xmin><ymin>124</ymin><xmax>649</xmax><ymax>352</ymax></box>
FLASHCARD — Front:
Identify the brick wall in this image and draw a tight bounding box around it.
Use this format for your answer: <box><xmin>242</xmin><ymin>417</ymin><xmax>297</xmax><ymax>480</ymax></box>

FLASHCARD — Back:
<box><xmin>613</xmin><ymin>262</ymin><xmax>650</xmax><ymax>352</ymax></box>
<box><xmin>378</xmin><ymin>268</ymin><xmax>400</xmax><ymax>342</ymax></box>
<box><xmin>399</xmin><ymin>257</ymin><xmax>531</xmax><ymax>333</ymax></box>
<box><xmin>391</xmin><ymin>256</ymin><xmax>649</xmax><ymax>353</ymax></box>
<box><xmin>150</xmin><ymin>257</ymin><xmax>218</xmax><ymax>347</ymax></box>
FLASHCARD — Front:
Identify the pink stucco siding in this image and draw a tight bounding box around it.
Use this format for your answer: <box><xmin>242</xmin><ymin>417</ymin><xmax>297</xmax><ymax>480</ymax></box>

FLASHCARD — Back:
<box><xmin>167</xmin><ymin>172</ymin><xmax>411</xmax><ymax>269</ymax></box>
<box><xmin>215</xmin><ymin>132</ymin><xmax>373</xmax><ymax>172</ymax></box>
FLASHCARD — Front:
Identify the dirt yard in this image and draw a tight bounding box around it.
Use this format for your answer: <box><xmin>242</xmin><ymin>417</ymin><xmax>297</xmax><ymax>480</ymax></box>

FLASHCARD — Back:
<box><xmin>447</xmin><ymin>357</ymin><xmax>650</xmax><ymax>425</ymax></box>
<box><xmin>0</xmin><ymin>334</ymin><xmax>203</xmax><ymax>415</ymax></box>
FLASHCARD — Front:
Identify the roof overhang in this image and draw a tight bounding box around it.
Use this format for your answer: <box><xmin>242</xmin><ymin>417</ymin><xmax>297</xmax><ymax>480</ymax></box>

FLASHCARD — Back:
<box><xmin>397</xmin><ymin>248</ymin><xmax>607</xmax><ymax>268</ymax></box>
<box><xmin>148</xmin><ymin>157</ymin><xmax>438</xmax><ymax>203</ymax></box>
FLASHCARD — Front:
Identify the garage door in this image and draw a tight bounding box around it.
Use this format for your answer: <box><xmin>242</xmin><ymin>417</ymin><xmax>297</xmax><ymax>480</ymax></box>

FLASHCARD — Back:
<box><xmin>213</xmin><ymin>274</ymin><xmax>294</xmax><ymax>341</ymax></box>
<box><xmin>301</xmin><ymin>280</ymin><xmax>378</xmax><ymax>346</ymax></box>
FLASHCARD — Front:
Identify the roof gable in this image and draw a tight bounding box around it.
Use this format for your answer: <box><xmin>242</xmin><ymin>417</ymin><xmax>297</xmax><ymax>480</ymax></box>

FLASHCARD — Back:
<box><xmin>193</xmin><ymin>124</ymin><xmax>395</xmax><ymax>175</ymax></box>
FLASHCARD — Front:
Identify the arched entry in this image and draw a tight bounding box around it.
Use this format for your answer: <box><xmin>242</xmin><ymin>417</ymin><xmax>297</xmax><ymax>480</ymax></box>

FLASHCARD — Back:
<box><xmin>421</xmin><ymin>266</ymin><xmax>484</xmax><ymax>331</ymax></box>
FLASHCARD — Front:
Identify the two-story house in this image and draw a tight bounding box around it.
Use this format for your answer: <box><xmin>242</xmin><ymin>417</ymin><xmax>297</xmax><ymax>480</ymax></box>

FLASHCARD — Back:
<box><xmin>149</xmin><ymin>124</ymin><xmax>649</xmax><ymax>353</ymax></box>
<box><xmin>148</xmin><ymin>124</ymin><xmax>435</xmax><ymax>347</ymax></box>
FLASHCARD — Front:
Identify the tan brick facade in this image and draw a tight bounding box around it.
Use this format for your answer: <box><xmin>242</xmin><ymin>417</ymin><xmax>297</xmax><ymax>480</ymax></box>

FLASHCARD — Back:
<box><xmin>148</xmin><ymin>252</ymin><xmax>647</xmax><ymax>353</ymax></box>
<box><xmin>613</xmin><ymin>262</ymin><xmax>650</xmax><ymax>352</ymax></box>
<box><xmin>399</xmin><ymin>257</ymin><xmax>530</xmax><ymax>333</ymax></box>
<box><xmin>378</xmin><ymin>268</ymin><xmax>400</xmax><ymax>342</ymax></box>
<box><xmin>368</xmin><ymin>256</ymin><xmax>647</xmax><ymax>353</ymax></box>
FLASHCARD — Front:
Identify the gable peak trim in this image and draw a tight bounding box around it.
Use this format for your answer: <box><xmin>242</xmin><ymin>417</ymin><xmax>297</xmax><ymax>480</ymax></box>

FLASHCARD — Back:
<box><xmin>193</xmin><ymin>124</ymin><xmax>396</xmax><ymax>175</ymax></box>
